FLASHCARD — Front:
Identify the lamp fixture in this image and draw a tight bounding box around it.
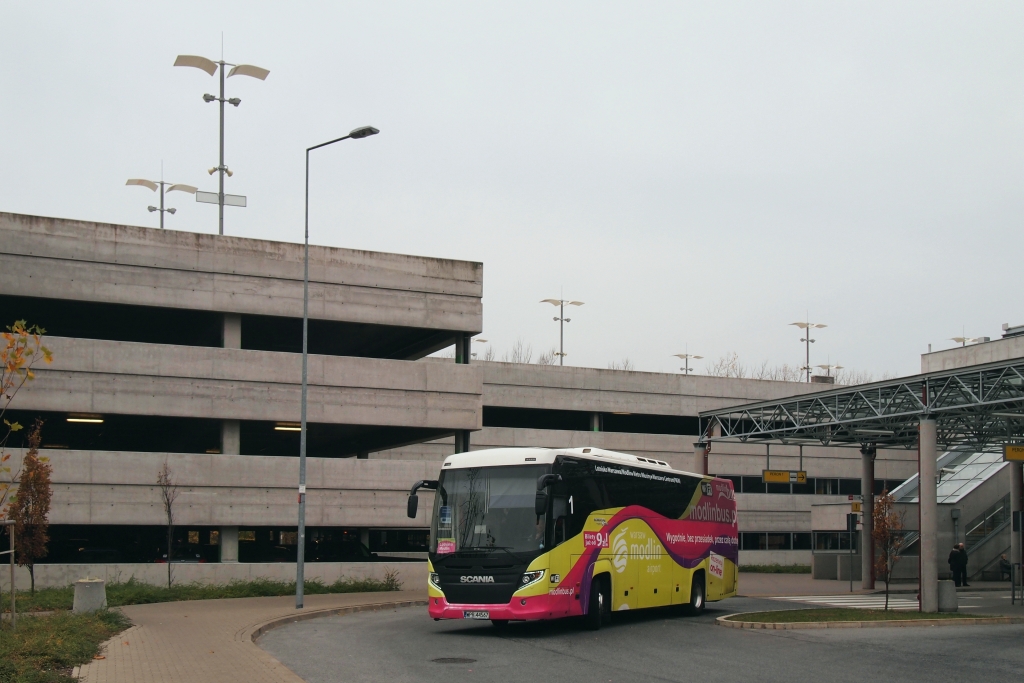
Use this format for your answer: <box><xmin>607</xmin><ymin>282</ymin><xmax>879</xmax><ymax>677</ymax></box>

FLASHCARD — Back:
<box><xmin>127</xmin><ymin>176</ymin><xmax>197</xmax><ymax>229</ymax></box>
<box><xmin>67</xmin><ymin>414</ymin><xmax>104</xmax><ymax>424</ymax></box>
<box><xmin>275</xmin><ymin>422</ymin><xmax>302</xmax><ymax>432</ymax></box>
<box><xmin>673</xmin><ymin>352</ymin><xmax>703</xmax><ymax>376</ymax></box>
<box><xmin>540</xmin><ymin>298</ymin><xmax>584</xmax><ymax>366</ymax></box>
<box><xmin>789</xmin><ymin>319</ymin><xmax>827</xmax><ymax>382</ymax></box>
<box><xmin>175</xmin><ymin>52</ymin><xmax>269</xmax><ymax>234</ymax></box>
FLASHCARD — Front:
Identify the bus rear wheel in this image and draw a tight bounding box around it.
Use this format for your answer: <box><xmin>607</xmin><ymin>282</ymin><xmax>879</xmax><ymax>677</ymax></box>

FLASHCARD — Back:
<box><xmin>685</xmin><ymin>573</ymin><xmax>705</xmax><ymax>616</ymax></box>
<box><xmin>584</xmin><ymin>575</ymin><xmax>610</xmax><ymax>630</ymax></box>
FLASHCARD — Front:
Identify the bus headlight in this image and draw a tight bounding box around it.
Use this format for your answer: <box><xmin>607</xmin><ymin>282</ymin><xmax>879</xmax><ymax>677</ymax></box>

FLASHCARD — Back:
<box><xmin>519</xmin><ymin>570</ymin><xmax>545</xmax><ymax>589</ymax></box>
<box><xmin>429</xmin><ymin>572</ymin><xmax>442</xmax><ymax>590</ymax></box>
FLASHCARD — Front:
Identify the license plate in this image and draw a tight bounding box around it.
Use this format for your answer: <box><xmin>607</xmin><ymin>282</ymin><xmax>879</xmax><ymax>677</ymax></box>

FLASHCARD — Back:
<box><xmin>463</xmin><ymin>611</ymin><xmax>490</xmax><ymax>620</ymax></box>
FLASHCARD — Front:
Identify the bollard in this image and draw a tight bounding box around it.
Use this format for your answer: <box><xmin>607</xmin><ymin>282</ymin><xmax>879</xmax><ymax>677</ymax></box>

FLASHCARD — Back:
<box><xmin>937</xmin><ymin>580</ymin><xmax>958</xmax><ymax>613</ymax></box>
<box><xmin>73</xmin><ymin>578</ymin><xmax>107</xmax><ymax>613</ymax></box>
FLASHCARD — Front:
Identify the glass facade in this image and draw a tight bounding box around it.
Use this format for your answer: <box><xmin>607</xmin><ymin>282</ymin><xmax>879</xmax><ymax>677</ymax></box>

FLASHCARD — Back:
<box><xmin>740</xmin><ymin>532</ymin><xmax>815</xmax><ymax>551</ymax></box>
<box><xmin>718</xmin><ymin>475</ymin><xmax>905</xmax><ymax>496</ymax></box>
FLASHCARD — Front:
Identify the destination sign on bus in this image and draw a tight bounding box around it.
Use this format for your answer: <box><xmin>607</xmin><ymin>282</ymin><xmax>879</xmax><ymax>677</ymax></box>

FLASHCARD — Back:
<box><xmin>762</xmin><ymin>470</ymin><xmax>807</xmax><ymax>484</ymax></box>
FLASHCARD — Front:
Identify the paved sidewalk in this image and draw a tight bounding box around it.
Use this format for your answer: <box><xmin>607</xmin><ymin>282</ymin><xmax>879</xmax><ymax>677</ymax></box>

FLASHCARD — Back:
<box><xmin>78</xmin><ymin>590</ymin><xmax>427</xmax><ymax>683</ymax></box>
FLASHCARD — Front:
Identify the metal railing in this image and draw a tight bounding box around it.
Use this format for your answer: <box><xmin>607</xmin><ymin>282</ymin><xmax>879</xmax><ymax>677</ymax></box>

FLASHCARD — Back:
<box><xmin>965</xmin><ymin>494</ymin><xmax>1011</xmax><ymax>553</ymax></box>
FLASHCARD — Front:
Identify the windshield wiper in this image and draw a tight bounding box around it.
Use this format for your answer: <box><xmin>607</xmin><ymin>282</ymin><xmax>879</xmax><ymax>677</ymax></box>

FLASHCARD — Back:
<box><xmin>462</xmin><ymin>545</ymin><xmax>522</xmax><ymax>560</ymax></box>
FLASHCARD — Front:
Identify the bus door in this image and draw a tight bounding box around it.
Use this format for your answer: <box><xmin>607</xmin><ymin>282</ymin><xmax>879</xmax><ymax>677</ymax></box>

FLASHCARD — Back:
<box><xmin>607</xmin><ymin>523</ymin><xmax>638</xmax><ymax>611</ymax></box>
<box><xmin>546</xmin><ymin>492</ymin><xmax>574</xmax><ymax>615</ymax></box>
<box><xmin>634</xmin><ymin>520</ymin><xmax>672</xmax><ymax>609</ymax></box>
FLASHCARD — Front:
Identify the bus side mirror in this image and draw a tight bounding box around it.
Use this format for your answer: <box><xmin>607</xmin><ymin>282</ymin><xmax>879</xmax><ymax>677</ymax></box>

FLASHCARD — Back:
<box><xmin>535</xmin><ymin>491</ymin><xmax>548</xmax><ymax>516</ymax></box>
<box><xmin>407</xmin><ymin>494</ymin><xmax>418</xmax><ymax>519</ymax></box>
<box><xmin>534</xmin><ymin>473</ymin><xmax>561</xmax><ymax>516</ymax></box>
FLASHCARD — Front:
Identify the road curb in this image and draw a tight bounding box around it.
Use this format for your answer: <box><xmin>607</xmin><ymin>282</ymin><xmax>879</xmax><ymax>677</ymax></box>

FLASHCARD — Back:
<box><xmin>717</xmin><ymin>612</ymin><xmax>1024</xmax><ymax>630</ymax></box>
<box><xmin>247</xmin><ymin>599</ymin><xmax>429</xmax><ymax>643</ymax></box>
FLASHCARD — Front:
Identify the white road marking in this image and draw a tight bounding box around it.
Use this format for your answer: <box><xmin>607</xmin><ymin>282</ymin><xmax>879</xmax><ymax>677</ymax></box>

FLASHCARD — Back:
<box><xmin>770</xmin><ymin>595</ymin><xmax>920</xmax><ymax>610</ymax></box>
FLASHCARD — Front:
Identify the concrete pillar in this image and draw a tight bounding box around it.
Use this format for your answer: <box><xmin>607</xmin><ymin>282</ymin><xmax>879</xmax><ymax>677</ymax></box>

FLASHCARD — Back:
<box><xmin>919</xmin><ymin>418</ymin><xmax>938</xmax><ymax>612</ymax></box>
<box><xmin>590</xmin><ymin>412</ymin><xmax>601</xmax><ymax>432</ymax></box>
<box><xmin>1012</xmin><ymin>462</ymin><xmax>1023</xmax><ymax>570</ymax></box>
<box><xmin>221</xmin><ymin>420</ymin><xmax>240</xmax><ymax>455</ymax></box>
<box><xmin>223</xmin><ymin>313</ymin><xmax>242</xmax><ymax>349</ymax></box>
<box><xmin>693</xmin><ymin>442</ymin><xmax>706</xmax><ymax>476</ymax></box>
<box><xmin>861</xmin><ymin>446</ymin><xmax>875</xmax><ymax>589</ymax></box>
<box><xmin>220</xmin><ymin>526</ymin><xmax>239</xmax><ymax>563</ymax></box>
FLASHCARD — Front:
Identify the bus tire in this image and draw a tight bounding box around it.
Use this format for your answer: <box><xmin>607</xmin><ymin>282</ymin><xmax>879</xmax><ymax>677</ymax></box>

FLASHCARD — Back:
<box><xmin>685</xmin><ymin>572</ymin><xmax>706</xmax><ymax>616</ymax></box>
<box><xmin>585</xmin><ymin>575</ymin><xmax>610</xmax><ymax>630</ymax></box>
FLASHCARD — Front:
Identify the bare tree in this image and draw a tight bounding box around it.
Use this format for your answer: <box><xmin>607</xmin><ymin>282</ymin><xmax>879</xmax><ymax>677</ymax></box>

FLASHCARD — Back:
<box><xmin>834</xmin><ymin>368</ymin><xmax>874</xmax><ymax>385</ymax></box>
<box><xmin>482</xmin><ymin>346</ymin><xmax>495</xmax><ymax>362</ymax></box>
<box><xmin>607</xmin><ymin>358</ymin><xmax>635</xmax><ymax>371</ymax></box>
<box><xmin>157</xmin><ymin>462</ymin><xmax>179</xmax><ymax>588</ymax></box>
<box><xmin>501</xmin><ymin>338</ymin><xmax>533</xmax><ymax>364</ymax></box>
<box><xmin>536</xmin><ymin>347</ymin><xmax>558</xmax><ymax>365</ymax></box>
<box><xmin>706</xmin><ymin>352</ymin><xmax>747</xmax><ymax>378</ymax></box>
<box><xmin>750</xmin><ymin>360</ymin><xmax>803</xmax><ymax>382</ymax></box>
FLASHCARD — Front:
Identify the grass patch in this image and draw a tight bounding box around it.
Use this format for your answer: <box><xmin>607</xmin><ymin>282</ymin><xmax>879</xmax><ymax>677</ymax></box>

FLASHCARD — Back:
<box><xmin>739</xmin><ymin>564</ymin><xmax>812</xmax><ymax>574</ymax></box>
<box><xmin>0</xmin><ymin>609</ymin><xmax>131</xmax><ymax>683</ymax></box>
<box><xmin>3</xmin><ymin>573</ymin><xmax>402</xmax><ymax>613</ymax></box>
<box><xmin>727</xmin><ymin>608</ymin><xmax>992</xmax><ymax>623</ymax></box>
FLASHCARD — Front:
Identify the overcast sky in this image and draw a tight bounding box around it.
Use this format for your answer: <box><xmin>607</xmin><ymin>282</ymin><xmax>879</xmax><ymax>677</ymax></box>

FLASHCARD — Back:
<box><xmin>1</xmin><ymin>3</ymin><xmax>1020</xmax><ymax>378</ymax></box>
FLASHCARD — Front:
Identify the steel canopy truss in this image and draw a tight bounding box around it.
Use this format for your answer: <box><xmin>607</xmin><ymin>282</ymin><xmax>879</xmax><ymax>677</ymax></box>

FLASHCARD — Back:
<box><xmin>699</xmin><ymin>359</ymin><xmax>1024</xmax><ymax>452</ymax></box>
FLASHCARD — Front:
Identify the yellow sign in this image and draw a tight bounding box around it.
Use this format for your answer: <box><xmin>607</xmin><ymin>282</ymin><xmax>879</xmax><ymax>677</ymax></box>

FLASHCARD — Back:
<box><xmin>762</xmin><ymin>470</ymin><xmax>808</xmax><ymax>484</ymax></box>
<box><xmin>851</xmin><ymin>502</ymin><xmax>863</xmax><ymax>513</ymax></box>
<box><xmin>1005</xmin><ymin>445</ymin><xmax>1024</xmax><ymax>462</ymax></box>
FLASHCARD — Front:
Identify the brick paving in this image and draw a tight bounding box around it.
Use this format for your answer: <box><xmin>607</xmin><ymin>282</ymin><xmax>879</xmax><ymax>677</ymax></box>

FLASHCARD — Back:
<box><xmin>77</xmin><ymin>590</ymin><xmax>427</xmax><ymax>683</ymax></box>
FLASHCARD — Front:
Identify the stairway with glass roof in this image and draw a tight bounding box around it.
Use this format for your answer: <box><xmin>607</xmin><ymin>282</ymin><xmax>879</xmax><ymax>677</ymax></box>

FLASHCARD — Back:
<box><xmin>890</xmin><ymin>449</ymin><xmax>1012</xmax><ymax>580</ymax></box>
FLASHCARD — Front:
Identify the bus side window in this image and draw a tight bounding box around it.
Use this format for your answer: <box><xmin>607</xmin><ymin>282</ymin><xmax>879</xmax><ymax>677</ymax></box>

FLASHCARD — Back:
<box><xmin>564</xmin><ymin>478</ymin><xmax>607</xmax><ymax>539</ymax></box>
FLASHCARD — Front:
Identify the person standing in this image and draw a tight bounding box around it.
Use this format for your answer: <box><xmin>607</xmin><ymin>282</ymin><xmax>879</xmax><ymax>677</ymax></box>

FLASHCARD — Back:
<box><xmin>957</xmin><ymin>543</ymin><xmax>970</xmax><ymax>587</ymax></box>
<box><xmin>1000</xmin><ymin>553</ymin><xmax>1012</xmax><ymax>581</ymax></box>
<box><xmin>948</xmin><ymin>544</ymin><xmax>962</xmax><ymax>586</ymax></box>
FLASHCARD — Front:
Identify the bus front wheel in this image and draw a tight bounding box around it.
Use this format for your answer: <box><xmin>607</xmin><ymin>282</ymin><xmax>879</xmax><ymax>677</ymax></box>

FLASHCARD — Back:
<box><xmin>584</xmin><ymin>575</ymin><xmax>610</xmax><ymax>630</ymax></box>
<box><xmin>685</xmin><ymin>573</ymin><xmax>705</xmax><ymax>616</ymax></box>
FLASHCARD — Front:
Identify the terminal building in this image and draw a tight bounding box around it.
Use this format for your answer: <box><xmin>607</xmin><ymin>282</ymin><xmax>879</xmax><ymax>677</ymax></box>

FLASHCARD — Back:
<box><xmin>2</xmin><ymin>211</ymin><xmax>1015</xmax><ymax>586</ymax></box>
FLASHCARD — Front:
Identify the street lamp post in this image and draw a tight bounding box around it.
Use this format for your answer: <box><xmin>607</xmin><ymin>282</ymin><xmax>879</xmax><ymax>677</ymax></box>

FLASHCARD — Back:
<box><xmin>789</xmin><ymin>320</ymin><xmax>827</xmax><ymax>382</ymax></box>
<box><xmin>540</xmin><ymin>299</ymin><xmax>583</xmax><ymax>366</ymax></box>
<box><xmin>296</xmin><ymin>125</ymin><xmax>379</xmax><ymax>610</ymax></box>
<box><xmin>673</xmin><ymin>353</ymin><xmax>703</xmax><ymax>376</ymax></box>
<box><xmin>126</xmin><ymin>179</ymin><xmax>197</xmax><ymax>229</ymax></box>
<box><xmin>174</xmin><ymin>55</ymin><xmax>269</xmax><ymax>235</ymax></box>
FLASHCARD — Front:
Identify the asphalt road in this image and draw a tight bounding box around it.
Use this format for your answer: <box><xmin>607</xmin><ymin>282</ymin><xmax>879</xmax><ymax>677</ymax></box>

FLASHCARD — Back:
<box><xmin>259</xmin><ymin>597</ymin><xmax>1024</xmax><ymax>683</ymax></box>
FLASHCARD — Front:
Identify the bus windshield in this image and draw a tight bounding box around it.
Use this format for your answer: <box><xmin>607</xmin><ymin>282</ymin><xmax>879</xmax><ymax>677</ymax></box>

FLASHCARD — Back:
<box><xmin>432</xmin><ymin>465</ymin><xmax>547</xmax><ymax>555</ymax></box>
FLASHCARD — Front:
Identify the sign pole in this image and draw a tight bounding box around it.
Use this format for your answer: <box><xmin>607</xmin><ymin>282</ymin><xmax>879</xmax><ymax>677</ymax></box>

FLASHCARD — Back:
<box><xmin>847</xmin><ymin>513</ymin><xmax>857</xmax><ymax>593</ymax></box>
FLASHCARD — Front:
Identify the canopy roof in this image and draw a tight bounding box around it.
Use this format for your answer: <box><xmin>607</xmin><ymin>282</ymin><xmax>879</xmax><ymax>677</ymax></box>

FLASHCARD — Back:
<box><xmin>699</xmin><ymin>358</ymin><xmax>1024</xmax><ymax>452</ymax></box>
